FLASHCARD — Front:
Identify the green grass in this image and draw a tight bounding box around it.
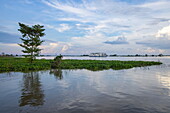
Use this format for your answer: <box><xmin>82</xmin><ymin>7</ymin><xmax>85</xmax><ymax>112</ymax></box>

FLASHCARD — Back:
<box><xmin>0</xmin><ymin>57</ymin><xmax>162</xmax><ymax>72</ymax></box>
<box><xmin>0</xmin><ymin>57</ymin><xmax>51</xmax><ymax>72</ymax></box>
<box><xmin>60</xmin><ymin>59</ymin><xmax>162</xmax><ymax>71</ymax></box>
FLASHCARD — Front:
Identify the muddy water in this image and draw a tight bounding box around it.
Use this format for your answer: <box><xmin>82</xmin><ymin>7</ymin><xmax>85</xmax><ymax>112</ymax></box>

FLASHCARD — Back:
<box><xmin>0</xmin><ymin>57</ymin><xmax>170</xmax><ymax>113</ymax></box>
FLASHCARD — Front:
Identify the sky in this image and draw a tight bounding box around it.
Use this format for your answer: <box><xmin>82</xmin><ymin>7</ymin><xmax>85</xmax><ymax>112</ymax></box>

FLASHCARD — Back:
<box><xmin>0</xmin><ymin>0</ymin><xmax>170</xmax><ymax>55</ymax></box>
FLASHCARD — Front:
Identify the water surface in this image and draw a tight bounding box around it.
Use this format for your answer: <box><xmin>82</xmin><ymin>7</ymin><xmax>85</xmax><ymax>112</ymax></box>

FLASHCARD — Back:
<box><xmin>0</xmin><ymin>57</ymin><xmax>170</xmax><ymax>113</ymax></box>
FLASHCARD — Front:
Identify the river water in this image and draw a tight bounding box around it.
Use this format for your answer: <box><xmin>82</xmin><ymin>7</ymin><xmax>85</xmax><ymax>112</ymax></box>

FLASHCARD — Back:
<box><xmin>0</xmin><ymin>57</ymin><xmax>170</xmax><ymax>113</ymax></box>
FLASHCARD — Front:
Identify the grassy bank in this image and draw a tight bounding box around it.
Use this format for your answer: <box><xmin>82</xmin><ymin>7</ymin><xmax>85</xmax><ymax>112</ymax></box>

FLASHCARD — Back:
<box><xmin>0</xmin><ymin>57</ymin><xmax>162</xmax><ymax>72</ymax></box>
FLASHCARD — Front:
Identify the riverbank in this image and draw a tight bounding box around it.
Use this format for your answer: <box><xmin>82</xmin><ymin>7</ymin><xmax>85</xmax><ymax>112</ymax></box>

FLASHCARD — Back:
<box><xmin>0</xmin><ymin>57</ymin><xmax>162</xmax><ymax>72</ymax></box>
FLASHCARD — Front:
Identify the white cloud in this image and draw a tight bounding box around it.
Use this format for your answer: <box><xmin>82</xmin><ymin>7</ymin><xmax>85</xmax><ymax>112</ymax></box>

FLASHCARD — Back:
<box><xmin>61</xmin><ymin>45</ymin><xmax>69</xmax><ymax>52</ymax></box>
<box><xmin>156</xmin><ymin>24</ymin><xmax>170</xmax><ymax>39</ymax></box>
<box><xmin>58</xmin><ymin>24</ymin><xmax>72</xmax><ymax>32</ymax></box>
<box><xmin>46</xmin><ymin>24</ymin><xmax>71</xmax><ymax>32</ymax></box>
<box><xmin>71</xmin><ymin>33</ymin><xmax>106</xmax><ymax>46</ymax></box>
<box><xmin>104</xmin><ymin>36</ymin><xmax>129</xmax><ymax>45</ymax></box>
<box><xmin>139</xmin><ymin>1</ymin><xmax>170</xmax><ymax>10</ymax></box>
<box><xmin>141</xmin><ymin>47</ymin><xmax>165</xmax><ymax>54</ymax></box>
<box><xmin>58</xmin><ymin>18</ymin><xmax>88</xmax><ymax>23</ymax></box>
<box><xmin>0</xmin><ymin>43</ymin><xmax>21</xmax><ymax>54</ymax></box>
<box><xmin>42</xmin><ymin>0</ymin><xmax>95</xmax><ymax>17</ymax></box>
<box><xmin>8</xmin><ymin>0</ymin><xmax>169</xmax><ymax>55</ymax></box>
<box><xmin>40</xmin><ymin>41</ymin><xmax>72</xmax><ymax>54</ymax></box>
<box><xmin>136</xmin><ymin>27</ymin><xmax>170</xmax><ymax>50</ymax></box>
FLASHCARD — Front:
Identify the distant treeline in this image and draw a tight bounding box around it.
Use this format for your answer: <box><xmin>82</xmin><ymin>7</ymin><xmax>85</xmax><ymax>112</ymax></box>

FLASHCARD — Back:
<box><xmin>0</xmin><ymin>53</ymin><xmax>169</xmax><ymax>57</ymax></box>
<box><xmin>109</xmin><ymin>54</ymin><xmax>166</xmax><ymax>57</ymax></box>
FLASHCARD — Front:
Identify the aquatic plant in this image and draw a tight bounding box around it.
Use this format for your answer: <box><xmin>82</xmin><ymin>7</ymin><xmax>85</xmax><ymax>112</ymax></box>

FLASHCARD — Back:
<box><xmin>0</xmin><ymin>57</ymin><xmax>162</xmax><ymax>72</ymax></box>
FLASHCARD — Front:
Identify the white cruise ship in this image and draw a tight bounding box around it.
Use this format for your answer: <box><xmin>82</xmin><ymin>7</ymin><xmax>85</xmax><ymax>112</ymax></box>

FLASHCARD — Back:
<box><xmin>89</xmin><ymin>53</ymin><xmax>108</xmax><ymax>57</ymax></box>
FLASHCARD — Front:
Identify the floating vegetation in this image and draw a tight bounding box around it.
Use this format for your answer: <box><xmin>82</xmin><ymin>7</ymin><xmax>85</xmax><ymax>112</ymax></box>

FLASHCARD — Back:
<box><xmin>0</xmin><ymin>57</ymin><xmax>162</xmax><ymax>72</ymax></box>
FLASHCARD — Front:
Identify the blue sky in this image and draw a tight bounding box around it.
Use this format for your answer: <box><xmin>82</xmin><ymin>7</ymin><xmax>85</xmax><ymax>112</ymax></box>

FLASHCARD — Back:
<box><xmin>0</xmin><ymin>0</ymin><xmax>170</xmax><ymax>55</ymax></box>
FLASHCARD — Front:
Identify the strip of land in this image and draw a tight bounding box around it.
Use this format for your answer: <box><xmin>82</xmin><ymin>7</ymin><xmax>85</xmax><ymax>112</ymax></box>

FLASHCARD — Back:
<box><xmin>0</xmin><ymin>57</ymin><xmax>162</xmax><ymax>72</ymax></box>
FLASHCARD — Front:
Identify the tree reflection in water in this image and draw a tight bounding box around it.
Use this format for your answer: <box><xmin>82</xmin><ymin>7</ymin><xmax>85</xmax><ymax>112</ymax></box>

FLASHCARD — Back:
<box><xmin>50</xmin><ymin>69</ymin><xmax>63</xmax><ymax>80</ymax></box>
<box><xmin>19</xmin><ymin>72</ymin><xmax>44</xmax><ymax>106</ymax></box>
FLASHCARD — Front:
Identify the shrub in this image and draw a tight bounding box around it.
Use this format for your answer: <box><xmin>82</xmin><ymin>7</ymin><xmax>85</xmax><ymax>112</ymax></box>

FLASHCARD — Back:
<box><xmin>51</xmin><ymin>55</ymin><xmax>63</xmax><ymax>68</ymax></box>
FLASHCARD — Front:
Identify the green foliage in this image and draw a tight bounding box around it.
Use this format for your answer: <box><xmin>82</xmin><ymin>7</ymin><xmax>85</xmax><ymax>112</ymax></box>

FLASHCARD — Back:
<box><xmin>51</xmin><ymin>55</ymin><xmax>63</xmax><ymax>68</ymax></box>
<box><xmin>0</xmin><ymin>57</ymin><xmax>51</xmax><ymax>72</ymax></box>
<box><xmin>60</xmin><ymin>60</ymin><xmax>162</xmax><ymax>71</ymax></box>
<box><xmin>18</xmin><ymin>23</ymin><xmax>45</xmax><ymax>63</ymax></box>
<box><xmin>0</xmin><ymin>57</ymin><xmax>162</xmax><ymax>73</ymax></box>
<box><xmin>53</xmin><ymin>55</ymin><xmax>63</xmax><ymax>61</ymax></box>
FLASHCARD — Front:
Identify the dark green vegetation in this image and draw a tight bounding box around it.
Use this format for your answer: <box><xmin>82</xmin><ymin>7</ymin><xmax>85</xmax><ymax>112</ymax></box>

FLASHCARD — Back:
<box><xmin>18</xmin><ymin>23</ymin><xmax>45</xmax><ymax>63</ymax></box>
<box><xmin>0</xmin><ymin>57</ymin><xmax>51</xmax><ymax>72</ymax></box>
<box><xmin>0</xmin><ymin>57</ymin><xmax>162</xmax><ymax>73</ymax></box>
<box><xmin>60</xmin><ymin>59</ymin><xmax>162</xmax><ymax>71</ymax></box>
<box><xmin>51</xmin><ymin>55</ymin><xmax>63</xmax><ymax>68</ymax></box>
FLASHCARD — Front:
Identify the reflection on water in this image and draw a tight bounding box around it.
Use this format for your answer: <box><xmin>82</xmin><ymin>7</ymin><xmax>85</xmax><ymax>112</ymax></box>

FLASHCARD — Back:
<box><xmin>157</xmin><ymin>71</ymin><xmax>170</xmax><ymax>96</ymax></box>
<box><xmin>19</xmin><ymin>72</ymin><xmax>44</xmax><ymax>106</ymax></box>
<box><xmin>0</xmin><ymin>57</ymin><xmax>170</xmax><ymax>113</ymax></box>
<box><xmin>49</xmin><ymin>69</ymin><xmax>63</xmax><ymax>80</ymax></box>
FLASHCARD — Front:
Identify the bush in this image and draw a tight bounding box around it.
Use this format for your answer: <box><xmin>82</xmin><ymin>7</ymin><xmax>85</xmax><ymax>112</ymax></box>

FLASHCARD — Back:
<box><xmin>51</xmin><ymin>55</ymin><xmax>63</xmax><ymax>68</ymax></box>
